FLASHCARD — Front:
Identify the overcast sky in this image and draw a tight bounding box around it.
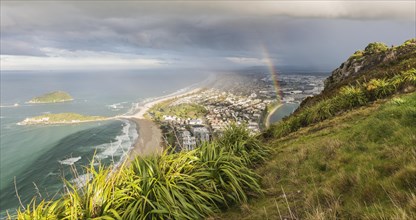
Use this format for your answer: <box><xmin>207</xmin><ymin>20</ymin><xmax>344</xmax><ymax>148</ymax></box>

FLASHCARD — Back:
<box><xmin>1</xmin><ymin>1</ymin><xmax>415</xmax><ymax>72</ymax></box>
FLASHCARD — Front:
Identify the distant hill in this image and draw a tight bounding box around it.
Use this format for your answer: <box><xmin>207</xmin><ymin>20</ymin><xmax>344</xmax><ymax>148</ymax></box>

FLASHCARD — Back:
<box><xmin>28</xmin><ymin>91</ymin><xmax>73</xmax><ymax>103</ymax></box>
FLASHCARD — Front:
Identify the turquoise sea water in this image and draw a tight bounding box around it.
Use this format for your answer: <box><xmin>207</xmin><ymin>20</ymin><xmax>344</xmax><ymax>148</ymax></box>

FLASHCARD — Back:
<box><xmin>0</xmin><ymin>70</ymin><xmax>209</xmax><ymax>214</ymax></box>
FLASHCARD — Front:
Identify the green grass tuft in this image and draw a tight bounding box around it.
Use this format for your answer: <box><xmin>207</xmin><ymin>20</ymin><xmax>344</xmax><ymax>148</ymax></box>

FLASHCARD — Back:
<box><xmin>11</xmin><ymin>125</ymin><xmax>267</xmax><ymax>219</ymax></box>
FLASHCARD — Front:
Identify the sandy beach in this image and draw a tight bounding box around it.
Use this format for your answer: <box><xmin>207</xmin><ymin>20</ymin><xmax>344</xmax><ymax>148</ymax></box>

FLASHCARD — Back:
<box><xmin>127</xmin><ymin>119</ymin><xmax>163</xmax><ymax>159</ymax></box>
<box><xmin>122</xmin><ymin>87</ymin><xmax>203</xmax><ymax>162</ymax></box>
<box><xmin>121</xmin><ymin>72</ymin><xmax>217</xmax><ymax>162</ymax></box>
<box><xmin>265</xmin><ymin>103</ymin><xmax>283</xmax><ymax>128</ymax></box>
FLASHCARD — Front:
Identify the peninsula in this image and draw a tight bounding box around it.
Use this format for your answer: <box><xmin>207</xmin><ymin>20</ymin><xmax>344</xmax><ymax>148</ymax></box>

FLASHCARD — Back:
<box><xmin>28</xmin><ymin>91</ymin><xmax>73</xmax><ymax>103</ymax></box>
<box><xmin>18</xmin><ymin>113</ymin><xmax>108</xmax><ymax>125</ymax></box>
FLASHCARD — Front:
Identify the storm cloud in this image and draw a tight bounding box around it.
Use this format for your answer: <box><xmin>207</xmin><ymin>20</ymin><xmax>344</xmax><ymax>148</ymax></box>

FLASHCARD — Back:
<box><xmin>1</xmin><ymin>1</ymin><xmax>415</xmax><ymax>71</ymax></box>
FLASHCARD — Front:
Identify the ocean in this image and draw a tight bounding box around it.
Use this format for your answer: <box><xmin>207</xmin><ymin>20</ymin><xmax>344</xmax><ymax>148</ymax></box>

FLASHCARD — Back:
<box><xmin>0</xmin><ymin>70</ymin><xmax>210</xmax><ymax>214</ymax></box>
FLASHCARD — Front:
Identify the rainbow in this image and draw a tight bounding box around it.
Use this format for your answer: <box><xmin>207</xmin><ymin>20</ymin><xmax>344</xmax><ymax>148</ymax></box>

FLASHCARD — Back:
<box><xmin>261</xmin><ymin>46</ymin><xmax>282</xmax><ymax>104</ymax></box>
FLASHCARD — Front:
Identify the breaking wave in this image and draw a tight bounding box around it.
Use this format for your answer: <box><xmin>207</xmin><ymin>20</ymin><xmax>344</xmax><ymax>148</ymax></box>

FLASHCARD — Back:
<box><xmin>94</xmin><ymin>120</ymin><xmax>138</xmax><ymax>166</ymax></box>
<box><xmin>58</xmin><ymin>156</ymin><xmax>82</xmax><ymax>165</ymax></box>
<box><xmin>107</xmin><ymin>102</ymin><xmax>128</xmax><ymax>111</ymax></box>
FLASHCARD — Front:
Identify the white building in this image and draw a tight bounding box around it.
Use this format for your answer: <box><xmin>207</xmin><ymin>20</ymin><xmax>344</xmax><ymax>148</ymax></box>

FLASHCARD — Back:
<box><xmin>180</xmin><ymin>131</ymin><xmax>196</xmax><ymax>151</ymax></box>
<box><xmin>189</xmin><ymin>118</ymin><xmax>203</xmax><ymax>125</ymax></box>
<box><xmin>191</xmin><ymin>126</ymin><xmax>210</xmax><ymax>145</ymax></box>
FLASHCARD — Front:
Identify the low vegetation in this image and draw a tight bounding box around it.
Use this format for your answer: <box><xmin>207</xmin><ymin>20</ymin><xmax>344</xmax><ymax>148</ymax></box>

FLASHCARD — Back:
<box><xmin>10</xmin><ymin>125</ymin><xmax>267</xmax><ymax>219</ymax></box>
<box><xmin>28</xmin><ymin>91</ymin><xmax>73</xmax><ymax>103</ymax></box>
<box><xmin>363</xmin><ymin>42</ymin><xmax>389</xmax><ymax>55</ymax></box>
<box><xmin>349</xmin><ymin>50</ymin><xmax>364</xmax><ymax>60</ymax></box>
<box><xmin>20</xmin><ymin>113</ymin><xmax>108</xmax><ymax>125</ymax></box>
<box><xmin>400</xmin><ymin>38</ymin><xmax>416</xmax><ymax>47</ymax></box>
<box><xmin>265</xmin><ymin>68</ymin><xmax>415</xmax><ymax>139</ymax></box>
<box><xmin>148</xmin><ymin>101</ymin><xmax>207</xmax><ymax>121</ymax></box>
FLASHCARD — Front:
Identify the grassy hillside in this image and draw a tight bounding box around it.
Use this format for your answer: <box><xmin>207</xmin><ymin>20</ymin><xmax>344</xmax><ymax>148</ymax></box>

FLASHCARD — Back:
<box><xmin>28</xmin><ymin>91</ymin><xmax>73</xmax><ymax>103</ymax></box>
<box><xmin>219</xmin><ymin>91</ymin><xmax>416</xmax><ymax>219</ymax></box>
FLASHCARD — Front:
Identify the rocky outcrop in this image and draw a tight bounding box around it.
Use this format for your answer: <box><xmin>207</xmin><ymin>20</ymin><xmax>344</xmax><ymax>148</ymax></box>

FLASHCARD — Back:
<box><xmin>297</xmin><ymin>39</ymin><xmax>416</xmax><ymax>111</ymax></box>
<box><xmin>324</xmin><ymin>39</ymin><xmax>416</xmax><ymax>90</ymax></box>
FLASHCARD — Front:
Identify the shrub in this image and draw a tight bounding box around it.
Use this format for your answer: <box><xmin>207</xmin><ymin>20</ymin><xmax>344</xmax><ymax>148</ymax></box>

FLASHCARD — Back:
<box><xmin>307</xmin><ymin>99</ymin><xmax>337</xmax><ymax>123</ymax></box>
<box><xmin>218</xmin><ymin>124</ymin><xmax>268</xmax><ymax>166</ymax></box>
<box><xmin>271</xmin><ymin>115</ymin><xmax>301</xmax><ymax>138</ymax></box>
<box><xmin>116</xmin><ymin>154</ymin><xmax>220</xmax><ymax>220</ymax></box>
<box><xmin>401</xmin><ymin>68</ymin><xmax>416</xmax><ymax>85</ymax></box>
<box><xmin>401</xmin><ymin>38</ymin><xmax>416</xmax><ymax>46</ymax></box>
<box><xmin>337</xmin><ymin>85</ymin><xmax>368</xmax><ymax>109</ymax></box>
<box><xmin>364</xmin><ymin>42</ymin><xmax>388</xmax><ymax>55</ymax></box>
<box><xmin>349</xmin><ymin>50</ymin><xmax>364</xmax><ymax>60</ymax></box>
<box><xmin>194</xmin><ymin>142</ymin><xmax>262</xmax><ymax>207</ymax></box>
<box><xmin>365</xmin><ymin>78</ymin><xmax>395</xmax><ymax>99</ymax></box>
<box><xmin>390</xmin><ymin>74</ymin><xmax>406</xmax><ymax>89</ymax></box>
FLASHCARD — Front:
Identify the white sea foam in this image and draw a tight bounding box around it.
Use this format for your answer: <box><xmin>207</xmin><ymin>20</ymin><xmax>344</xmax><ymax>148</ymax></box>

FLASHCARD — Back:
<box><xmin>94</xmin><ymin>120</ymin><xmax>138</xmax><ymax>165</ymax></box>
<box><xmin>0</xmin><ymin>104</ymin><xmax>18</xmax><ymax>108</ymax></box>
<box><xmin>46</xmin><ymin>172</ymin><xmax>58</xmax><ymax>176</ymax></box>
<box><xmin>58</xmin><ymin>156</ymin><xmax>82</xmax><ymax>165</ymax></box>
<box><xmin>107</xmin><ymin>102</ymin><xmax>128</xmax><ymax>111</ymax></box>
<box><xmin>70</xmin><ymin>174</ymin><xmax>92</xmax><ymax>188</ymax></box>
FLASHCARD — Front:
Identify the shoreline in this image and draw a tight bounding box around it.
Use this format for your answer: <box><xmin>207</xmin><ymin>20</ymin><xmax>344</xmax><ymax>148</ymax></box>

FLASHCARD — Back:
<box><xmin>122</xmin><ymin>87</ymin><xmax>205</xmax><ymax>162</ymax></box>
<box><xmin>126</xmin><ymin>87</ymin><xmax>203</xmax><ymax>119</ymax></box>
<box><xmin>265</xmin><ymin>103</ymin><xmax>284</xmax><ymax>128</ymax></box>
<box><xmin>125</xmin><ymin>118</ymin><xmax>163</xmax><ymax>165</ymax></box>
<box><xmin>26</xmin><ymin>99</ymin><xmax>74</xmax><ymax>104</ymax></box>
<box><xmin>115</xmin><ymin>73</ymin><xmax>216</xmax><ymax>164</ymax></box>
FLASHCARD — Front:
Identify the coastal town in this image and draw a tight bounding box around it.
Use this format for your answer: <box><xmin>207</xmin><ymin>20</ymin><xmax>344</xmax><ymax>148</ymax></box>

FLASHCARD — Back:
<box><xmin>16</xmin><ymin>72</ymin><xmax>326</xmax><ymax>152</ymax></box>
<box><xmin>147</xmin><ymin>72</ymin><xmax>326</xmax><ymax>151</ymax></box>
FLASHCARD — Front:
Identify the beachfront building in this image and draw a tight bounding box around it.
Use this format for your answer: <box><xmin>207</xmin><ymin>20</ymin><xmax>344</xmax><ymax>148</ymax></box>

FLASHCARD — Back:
<box><xmin>248</xmin><ymin>121</ymin><xmax>260</xmax><ymax>133</ymax></box>
<box><xmin>190</xmin><ymin>126</ymin><xmax>210</xmax><ymax>145</ymax></box>
<box><xmin>189</xmin><ymin>118</ymin><xmax>203</xmax><ymax>125</ymax></box>
<box><xmin>180</xmin><ymin>131</ymin><xmax>196</xmax><ymax>151</ymax></box>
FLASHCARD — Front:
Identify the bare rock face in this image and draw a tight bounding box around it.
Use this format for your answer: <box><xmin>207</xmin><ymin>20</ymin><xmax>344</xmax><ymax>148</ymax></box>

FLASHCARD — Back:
<box><xmin>324</xmin><ymin>40</ymin><xmax>415</xmax><ymax>90</ymax></box>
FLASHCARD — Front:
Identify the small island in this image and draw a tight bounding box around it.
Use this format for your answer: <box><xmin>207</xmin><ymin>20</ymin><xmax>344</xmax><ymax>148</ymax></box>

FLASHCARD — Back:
<box><xmin>28</xmin><ymin>91</ymin><xmax>73</xmax><ymax>104</ymax></box>
<box><xmin>18</xmin><ymin>113</ymin><xmax>108</xmax><ymax>125</ymax></box>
